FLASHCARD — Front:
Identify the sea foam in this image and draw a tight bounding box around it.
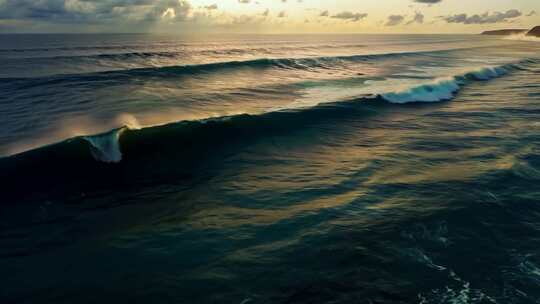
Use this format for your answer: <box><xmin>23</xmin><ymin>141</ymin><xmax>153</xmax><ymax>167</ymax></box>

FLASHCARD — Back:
<box><xmin>83</xmin><ymin>128</ymin><xmax>125</xmax><ymax>163</ymax></box>
<box><xmin>381</xmin><ymin>65</ymin><xmax>511</xmax><ymax>104</ymax></box>
<box><xmin>382</xmin><ymin>78</ymin><xmax>460</xmax><ymax>104</ymax></box>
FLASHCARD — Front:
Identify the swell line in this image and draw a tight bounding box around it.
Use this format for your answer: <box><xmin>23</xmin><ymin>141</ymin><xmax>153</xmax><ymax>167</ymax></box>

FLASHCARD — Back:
<box><xmin>86</xmin><ymin>60</ymin><xmax>539</xmax><ymax>163</ymax></box>
<box><xmin>0</xmin><ymin>59</ymin><xmax>535</xmax><ymax>204</ymax></box>
<box><xmin>2</xmin><ymin>59</ymin><xmax>535</xmax><ymax>164</ymax></box>
<box><xmin>0</xmin><ymin>46</ymin><xmax>489</xmax><ymax>82</ymax></box>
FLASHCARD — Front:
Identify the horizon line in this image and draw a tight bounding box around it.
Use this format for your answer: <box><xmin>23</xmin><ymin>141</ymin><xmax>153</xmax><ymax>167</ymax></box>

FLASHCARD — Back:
<box><xmin>0</xmin><ymin>32</ymin><xmax>483</xmax><ymax>35</ymax></box>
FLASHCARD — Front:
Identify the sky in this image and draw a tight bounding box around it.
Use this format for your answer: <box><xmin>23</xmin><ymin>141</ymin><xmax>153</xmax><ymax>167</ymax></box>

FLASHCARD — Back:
<box><xmin>0</xmin><ymin>0</ymin><xmax>539</xmax><ymax>33</ymax></box>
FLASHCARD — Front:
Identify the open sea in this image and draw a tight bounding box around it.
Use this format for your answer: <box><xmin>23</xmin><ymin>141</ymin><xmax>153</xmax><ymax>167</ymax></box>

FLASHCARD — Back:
<box><xmin>1</xmin><ymin>33</ymin><xmax>540</xmax><ymax>303</ymax></box>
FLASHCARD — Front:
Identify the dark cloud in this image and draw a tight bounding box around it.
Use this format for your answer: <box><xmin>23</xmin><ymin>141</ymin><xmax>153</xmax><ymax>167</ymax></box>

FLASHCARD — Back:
<box><xmin>386</xmin><ymin>15</ymin><xmax>404</xmax><ymax>26</ymax></box>
<box><xmin>413</xmin><ymin>0</ymin><xmax>442</xmax><ymax>3</ymax></box>
<box><xmin>204</xmin><ymin>4</ymin><xmax>218</xmax><ymax>10</ymax></box>
<box><xmin>331</xmin><ymin>11</ymin><xmax>368</xmax><ymax>22</ymax></box>
<box><xmin>441</xmin><ymin>9</ymin><xmax>522</xmax><ymax>24</ymax></box>
<box><xmin>0</xmin><ymin>0</ymin><xmax>192</xmax><ymax>23</ymax></box>
<box><xmin>407</xmin><ymin>11</ymin><xmax>424</xmax><ymax>24</ymax></box>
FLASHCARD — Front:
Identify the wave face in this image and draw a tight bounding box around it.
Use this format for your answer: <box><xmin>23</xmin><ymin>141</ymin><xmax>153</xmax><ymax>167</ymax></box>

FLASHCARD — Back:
<box><xmin>2</xmin><ymin>34</ymin><xmax>540</xmax><ymax>304</ymax></box>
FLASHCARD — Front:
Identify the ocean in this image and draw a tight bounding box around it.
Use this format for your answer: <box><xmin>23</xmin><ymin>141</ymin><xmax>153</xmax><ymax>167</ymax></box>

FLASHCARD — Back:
<box><xmin>1</xmin><ymin>33</ymin><xmax>540</xmax><ymax>303</ymax></box>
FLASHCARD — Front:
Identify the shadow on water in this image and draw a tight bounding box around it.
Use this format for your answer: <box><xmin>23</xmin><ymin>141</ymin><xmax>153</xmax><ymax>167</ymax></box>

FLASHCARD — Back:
<box><xmin>1</xmin><ymin>97</ymin><xmax>405</xmax><ymax>205</ymax></box>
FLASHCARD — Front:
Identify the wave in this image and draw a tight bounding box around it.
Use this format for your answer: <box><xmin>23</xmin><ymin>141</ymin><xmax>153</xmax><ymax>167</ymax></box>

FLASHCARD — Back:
<box><xmin>0</xmin><ymin>44</ymin><xmax>185</xmax><ymax>53</ymax></box>
<box><xmin>382</xmin><ymin>78</ymin><xmax>460</xmax><ymax>104</ymax></box>
<box><xmin>83</xmin><ymin>128</ymin><xmax>125</xmax><ymax>163</ymax></box>
<box><xmin>0</xmin><ymin>43</ymin><xmax>367</xmax><ymax>55</ymax></box>
<box><xmin>53</xmin><ymin>51</ymin><xmax>183</xmax><ymax>60</ymax></box>
<box><xmin>0</xmin><ymin>59</ymin><xmax>534</xmax><ymax>203</ymax></box>
<box><xmin>381</xmin><ymin>65</ymin><xmax>511</xmax><ymax>104</ymax></box>
<box><xmin>0</xmin><ymin>98</ymin><xmax>384</xmax><ymax>203</ymax></box>
<box><xmin>4</xmin><ymin>61</ymin><xmax>529</xmax><ymax>164</ymax></box>
<box><xmin>0</xmin><ymin>48</ymin><xmax>476</xmax><ymax>82</ymax></box>
<box><xmin>84</xmin><ymin>62</ymin><xmax>528</xmax><ymax>162</ymax></box>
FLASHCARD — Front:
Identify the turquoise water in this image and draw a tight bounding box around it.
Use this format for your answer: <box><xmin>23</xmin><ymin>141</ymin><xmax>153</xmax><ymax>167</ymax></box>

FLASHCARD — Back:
<box><xmin>1</xmin><ymin>34</ymin><xmax>540</xmax><ymax>303</ymax></box>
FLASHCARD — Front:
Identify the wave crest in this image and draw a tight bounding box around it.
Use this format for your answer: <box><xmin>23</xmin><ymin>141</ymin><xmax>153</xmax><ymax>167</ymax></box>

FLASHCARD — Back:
<box><xmin>382</xmin><ymin>78</ymin><xmax>460</xmax><ymax>104</ymax></box>
<box><xmin>463</xmin><ymin>66</ymin><xmax>509</xmax><ymax>80</ymax></box>
<box><xmin>83</xmin><ymin>128</ymin><xmax>125</xmax><ymax>163</ymax></box>
<box><xmin>381</xmin><ymin>65</ymin><xmax>513</xmax><ymax>104</ymax></box>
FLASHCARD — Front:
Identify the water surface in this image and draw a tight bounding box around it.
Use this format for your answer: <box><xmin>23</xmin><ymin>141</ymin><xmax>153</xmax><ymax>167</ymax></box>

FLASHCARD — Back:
<box><xmin>1</xmin><ymin>34</ymin><xmax>540</xmax><ymax>304</ymax></box>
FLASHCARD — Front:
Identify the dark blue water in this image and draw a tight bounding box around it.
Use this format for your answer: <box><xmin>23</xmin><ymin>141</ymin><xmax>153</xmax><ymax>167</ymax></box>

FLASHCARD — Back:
<box><xmin>1</xmin><ymin>34</ymin><xmax>540</xmax><ymax>303</ymax></box>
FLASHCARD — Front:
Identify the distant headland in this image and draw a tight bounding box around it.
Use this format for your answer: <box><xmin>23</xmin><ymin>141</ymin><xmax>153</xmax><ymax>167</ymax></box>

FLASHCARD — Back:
<box><xmin>482</xmin><ymin>26</ymin><xmax>540</xmax><ymax>37</ymax></box>
<box><xmin>528</xmin><ymin>26</ymin><xmax>540</xmax><ymax>37</ymax></box>
<box><xmin>481</xmin><ymin>29</ymin><xmax>527</xmax><ymax>36</ymax></box>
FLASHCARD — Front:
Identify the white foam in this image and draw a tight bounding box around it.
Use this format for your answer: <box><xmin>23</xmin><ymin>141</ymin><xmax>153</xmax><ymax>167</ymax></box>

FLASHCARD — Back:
<box><xmin>83</xmin><ymin>128</ymin><xmax>125</xmax><ymax>163</ymax></box>
<box><xmin>382</xmin><ymin>78</ymin><xmax>460</xmax><ymax>104</ymax></box>
<box><xmin>466</xmin><ymin>66</ymin><xmax>508</xmax><ymax>80</ymax></box>
<box><xmin>381</xmin><ymin>64</ymin><xmax>512</xmax><ymax>104</ymax></box>
<box><xmin>418</xmin><ymin>270</ymin><xmax>497</xmax><ymax>304</ymax></box>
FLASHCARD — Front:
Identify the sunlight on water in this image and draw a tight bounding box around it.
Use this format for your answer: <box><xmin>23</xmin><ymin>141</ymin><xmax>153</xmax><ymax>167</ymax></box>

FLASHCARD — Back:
<box><xmin>1</xmin><ymin>34</ymin><xmax>540</xmax><ymax>304</ymax></box>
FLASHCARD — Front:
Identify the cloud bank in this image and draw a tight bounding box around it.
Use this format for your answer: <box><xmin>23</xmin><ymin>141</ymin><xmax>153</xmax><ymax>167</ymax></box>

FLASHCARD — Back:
<box><xmin>0</xmin><ymin>0</ymin><xmax>535</xmax><ymax>33</ymax></box>
<box><xmin>441</xmin><ymin>9</ymin><xmax>522</xmax><ymax>24</ymax></box>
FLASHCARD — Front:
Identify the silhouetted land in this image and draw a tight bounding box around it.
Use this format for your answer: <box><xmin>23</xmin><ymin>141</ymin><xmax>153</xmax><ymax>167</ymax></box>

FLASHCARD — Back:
<box><xmin>481</xmin><ymin>29</ymin><xmax>527</xmax><ymax>36</ymax></box>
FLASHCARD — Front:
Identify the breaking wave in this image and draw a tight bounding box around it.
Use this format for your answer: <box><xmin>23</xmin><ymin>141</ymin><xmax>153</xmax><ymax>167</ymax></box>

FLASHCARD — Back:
<box><xmin>381</xmin><ymin>65</ymin><xmax>511</xmax><ymax>104</ymax></box>
<box><xmin>1</xmin><ymin>59</ymin><xmax>530</xmax><ymax>167</ymax></box>
<box><xmin>0</xmin><ymin>48</ymin><xmax>475</xmax><ymax>82</ymax></box>
<box><xmin>382</xmin><ymin>78</ymin><xmax>460</xmax><ymax>104</ymax></box>
<box><xmin>83</xmin><ymin>128</ymin><xmax>126</xmax><ymax>163</ymax></box>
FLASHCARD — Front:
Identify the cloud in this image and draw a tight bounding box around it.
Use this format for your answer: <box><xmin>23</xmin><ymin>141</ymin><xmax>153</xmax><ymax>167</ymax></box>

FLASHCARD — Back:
<box><xmin>0</xmin><ymin>0</ymin><xmax>193</xmax><ymax>23</ymax></box>
<box><xmin>145</xmin><ymin>0</ymin><xmax>193</xmax><ymax>22</ymax></box>
<box><xmin>0</xmin><ymin>0</ymin><xmax>533</xmax><ymax>34</ymax></box>
<box><xmin>204</xmin><ymin>4</ymin><xmax>218</xmax><ymax>10</ymax></box>
<box><xmin>386</xmin><ymin>14</ymin><xmax>404</xmax><ymax>26</ymax></box>
<box><xmin>441</xmin><ymin>9</ymin><xmax>522</xmax><ymax>24</ymax></box>
<box><xmin>407</xmin><ymin>11</ymin><xmax>424</xmax><ymax>24</ymax></box>
<box><xmin>331</xmin><ymin>11</ymin><xmax>368</xmax><ymax>22</ymax></box>
<box><xmin>413</xmin><ymin>0</ymin><xmax>442</xmax><ymax>3</ymax></box>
